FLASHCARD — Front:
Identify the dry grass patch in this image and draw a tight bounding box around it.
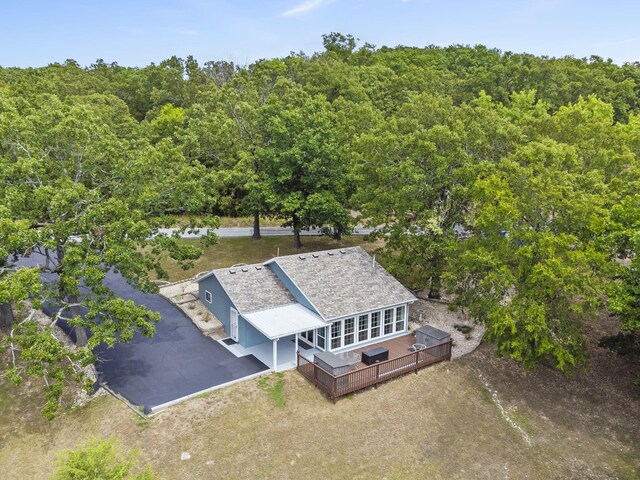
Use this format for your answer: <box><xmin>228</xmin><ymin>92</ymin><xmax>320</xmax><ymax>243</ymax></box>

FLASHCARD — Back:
<box><xmin>1</xmin><ymin>314</ymin><xmax>638</xmax><ymax>480</ymax></box>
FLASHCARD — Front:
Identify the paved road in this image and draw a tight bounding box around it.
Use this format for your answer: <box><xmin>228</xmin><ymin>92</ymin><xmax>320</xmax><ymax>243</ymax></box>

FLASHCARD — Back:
<box><xmin>18</xmin><ymin>252</ymin><xmax>269</xmax><ymax>413</ymax></box>
<box><xmin>158</xmin><ymin>226</ymin><xmax>377</xmax><ymax>238</ymax></box>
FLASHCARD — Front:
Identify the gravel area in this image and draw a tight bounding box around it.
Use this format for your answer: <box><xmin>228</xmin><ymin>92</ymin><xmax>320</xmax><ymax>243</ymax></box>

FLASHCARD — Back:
<box><xmin>159</xmin><ymin>280</ymin><xmax>225</xmax><ymax>339</ymax></box>
<box><xmin>408</xmin><ymin>297</ymin><xmax>484</xmax><ymax>359</ymax></box>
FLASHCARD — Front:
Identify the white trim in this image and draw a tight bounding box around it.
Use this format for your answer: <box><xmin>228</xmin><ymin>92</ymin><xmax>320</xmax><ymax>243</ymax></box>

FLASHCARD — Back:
<box><xmin>230</xmin><ymin>308</ymin><xmax>239</xmax><ymax>342</ymax></box>
<box><xmin>327</xmin><ymin>305</ymin><xmax>409</xmax><ymax>352</ymax></box>
<box><xmin>299</xmin><ymin>329</ymin><xmax>314</xmax><ymax>347</ymax></box>
<box><xmin>272</xmin><ymin>338</ymin><xmax>279</xmax><ymax>372</ymax></box>
<box><xmin>316</xmin><ymin>326</ymin><xmax>326</xmax><ymax>351</ymax></box>
<box><xmin>266</xmin><ymin>258</ymin><xmax>327</xmax><ymax>321</ymax></box>
<box><xmin>244</xmin><ymin>303</ymin><xmax>326</xmax><ymax>340</ymax></box>
<box><xmin>242</xmin><ymin>302</ymin><xmax>296</xmax><ymax>317</ymax></box>
<box><xmin>193</xmin><ymin>269</ymin><xmax>218</xmax><ymax>283</ymax></box>
<box><xmin>325</xmin><ymin>301</ymin><xmax>414</xmax><ymax>324</ymax></box>
<box><xmin>204</xmin><ymin>290</ymin><xmax>212</xmax><ymax>304</ymax></box>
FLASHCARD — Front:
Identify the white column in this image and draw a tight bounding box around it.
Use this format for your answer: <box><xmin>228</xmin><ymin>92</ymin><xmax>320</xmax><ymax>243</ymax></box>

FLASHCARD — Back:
<box><xmin>294</xmin><ymin>334</ymin><xmax>299</xmax><ymax>365</ymax></box>
<box><xmin>272</xmin><ymin>338</ymin><xmax>279</xmax><ymax>372</ymax></box>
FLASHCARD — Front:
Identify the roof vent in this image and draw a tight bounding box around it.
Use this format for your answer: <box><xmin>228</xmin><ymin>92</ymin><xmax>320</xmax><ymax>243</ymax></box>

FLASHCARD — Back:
<box><xmin>312</xmin><ymin>253</ymin><xmax>320</xmax><ymax>258</ymax></box>
<box><xmin>229</xmin><ymin>269</ymin><xmax>236</xmax><ymax>274</ymax></box>
<box><xmin>241</xmin><ymin>267</ymin><xmax>249</xmax><ymax>272</ymax></box>
<box><xmin>255</xmin><ymin>265</ymin><xmax>262</xmax><ymax>270</ymax></box>
<box><xmin>299</xmin><ymin>255</ymin><xmax>306</xmax><ymax>260</ymax></box>
<box><xmin>340</xmin><ymin>249</ymin><xmax>346</xmax><ymax>254</ymax></box>
<box><xmin>327</xmin><ymin>251</ymin><xmax>334</xmax><ymax>256</ymax></box>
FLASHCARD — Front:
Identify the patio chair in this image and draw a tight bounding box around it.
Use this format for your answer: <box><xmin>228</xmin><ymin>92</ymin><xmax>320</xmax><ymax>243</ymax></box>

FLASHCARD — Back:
<box><xmin>411</xmin><ymin>343</ymin><xmax>427</xmax><ymax>352</ymax></box>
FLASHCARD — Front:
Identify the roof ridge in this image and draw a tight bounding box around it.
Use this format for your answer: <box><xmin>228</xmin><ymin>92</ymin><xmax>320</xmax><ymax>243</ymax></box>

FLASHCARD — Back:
<box><xmin>265</xmin><ymin>245</ymin><xmax>364</xmax><ymax>264</ymax></box>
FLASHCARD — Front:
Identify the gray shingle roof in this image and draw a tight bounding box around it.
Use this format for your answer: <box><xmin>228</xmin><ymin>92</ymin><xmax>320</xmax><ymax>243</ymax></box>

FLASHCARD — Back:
<box><xmin>270</xmin><ymin>246</ymin><xmax>415</xmax><ymax>320</ymax></box>
<box><xmin>210</xmin><ymin>263</ymin><xmax>295</xmax><ymax>314</ymax></box>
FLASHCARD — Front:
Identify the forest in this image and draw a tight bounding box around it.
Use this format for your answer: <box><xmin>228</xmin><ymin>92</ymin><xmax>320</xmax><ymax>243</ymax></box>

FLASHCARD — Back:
<box><xmin>1</xmin><ymin>33</ymin><xmax>639</xmax><ymax>417</ymax></box>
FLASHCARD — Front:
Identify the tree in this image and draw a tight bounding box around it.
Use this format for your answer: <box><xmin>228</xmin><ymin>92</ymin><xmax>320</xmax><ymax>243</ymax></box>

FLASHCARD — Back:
<box><xmin>0</xmin><ymin>92</ymin><xmax>212</xmax><ymax>418</ymax></box>
<box><xmin>322</xmin><ymin>32</ymin><xmax>358</xmax><ymax>60</ymax></box>
<box><xmin>0</xmin><ymin>218</ymin><xmax>40</xmax><ymax>328</ymax></box>
<box><xmin>257</xmin><ymin>79</ymin><xmax>351</xmax><ymax>248</ymax></box>
<box><xmin>184</xmin><ymin>64</ymin><xmax>284</xmax><ymax>239</ymax></box>
<box><xmin>446</xmin><ymin>139</ymin><xmax>611</xmax><ymax>370</ymax></box>
<box><xmin>53</xmin><ymin>437</ymin><xmax>156</xmax><ymax>480</ymax></box>
<box><xmin>352</xmin><ymin>93</ymin><xmax>470</xmax><ymax>296</ymax></box>
<box><xmin>606</xmin><ymin>192</ymin><xmax>640</xmax><ymax>332</ymax></box>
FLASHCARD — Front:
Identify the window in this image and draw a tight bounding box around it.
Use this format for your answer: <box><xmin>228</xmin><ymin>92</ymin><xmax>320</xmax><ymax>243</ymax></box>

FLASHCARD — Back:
<box><xmin>384</xmin><ymin>309</ymin><xmax>394</xmax><ymax>334</ymax></box>
<box><xmin>371</xmin><ymin>311</ymin><xmax>381</xmax><ymax>338</ymax></box>
<box><xmin>316</xmin><ymin>326</ymin><xmax>326</xmax><ymax>350</ymax></box>
<box><xmin>344</xmin><ymin>318</ymin><xmax>355</xmax><ymax>346</ymax></box>
<box><xmin>395</xmin><ymin>305</ymin><xmax>406</xmax><ymax>332</ymax></box>
<box><xmin>204</xmin><ymin>290</ymin><xmax>212</xmax><ymax>303</ymax></box>
<box><xmin>358</xmin><ymin>314</ymin><xmax>369</xmax><ymax>342</ymax></box>
<box><xmin>331</xmin><ymin>321</ymin><xmax>342</xmax><ymax>349</ymax></box>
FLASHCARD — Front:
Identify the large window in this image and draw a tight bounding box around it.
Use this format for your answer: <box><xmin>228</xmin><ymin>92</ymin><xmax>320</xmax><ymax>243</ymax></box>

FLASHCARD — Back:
<box><xmin>371</xmin><ymin>311</ymin><xmax>381</xmax><ymax>338</ymax></box>
<box><xmin>327</xmin><ymin>305</ymin><xmax>408</xmax><ymax>351</ymax></box>
<box><xmin>316</xmin><ymin>326</ymin><xmax>326</xmax><ymax>350</ymax></box>
<box><xmin>344</xmin><ymin>318</ymin><xmax>355</xmax><ymax>346</ymax></box>
<box><xmin>301</xmin><ymin>329</ymin><xmax>314</xmax><ymax>345</ymax></box>
<box><xmin>331</xmin><ymin>321</ymin><xmax>342</xmax><ymax>349</ymax></box>
<box><xmin>395</xmin><ymin>305</ymin><xmax>406</xmax><ymax>332</ymax></box>
<box><xmin>384</xmin><ymin>309</ymin><xmax>394</xmax><ymax>335</ymax></box>
<box><xmin>358</xmin><ymin>314</ymin><xmax>369</xmax><ymax>342</ymax></box>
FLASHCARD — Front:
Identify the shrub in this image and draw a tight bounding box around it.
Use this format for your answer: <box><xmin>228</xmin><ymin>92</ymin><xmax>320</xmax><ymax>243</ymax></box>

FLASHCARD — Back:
<box><xmin>52</xmin><ymin>437</ymin><xmax>156</xmax><ymax>480</ymax></box>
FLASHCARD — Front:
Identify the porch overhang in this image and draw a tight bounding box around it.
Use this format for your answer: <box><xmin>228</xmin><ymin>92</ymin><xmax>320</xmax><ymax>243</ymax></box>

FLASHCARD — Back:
<box><xmin>244</xmin><ymin>303</ymin><xmax>326</xmax><ymax>340</ymax></box>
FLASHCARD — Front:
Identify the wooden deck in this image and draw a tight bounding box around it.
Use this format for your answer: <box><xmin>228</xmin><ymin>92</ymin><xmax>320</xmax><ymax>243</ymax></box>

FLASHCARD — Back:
<box><xmin>349</xmin><ymin>334</ymin><xmax>420</xmax><ymax>370</ymax></box>
<box><xmin>297</xmin><ymin>334</ymin><xmax>452</xmax><ymax>401</ymax></box>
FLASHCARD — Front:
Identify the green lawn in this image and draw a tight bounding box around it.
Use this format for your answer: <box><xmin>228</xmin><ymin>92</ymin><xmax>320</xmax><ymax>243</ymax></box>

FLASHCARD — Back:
<box><xmin>172</xmin><ymin>215</ymin><xmax>283</xmax><ymax>228</ymax></box>
<box><xmin>160</xmin><ymin>235</ymin><xmax>381</xmax><ymax>282</ymax></box>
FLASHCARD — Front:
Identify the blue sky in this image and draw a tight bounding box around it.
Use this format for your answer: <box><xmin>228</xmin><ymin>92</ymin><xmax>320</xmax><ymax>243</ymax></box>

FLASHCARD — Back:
<box><xmin>2</xmin><ymin>0</ymin><xmax>639</xmax><ymax>68</ymax></box>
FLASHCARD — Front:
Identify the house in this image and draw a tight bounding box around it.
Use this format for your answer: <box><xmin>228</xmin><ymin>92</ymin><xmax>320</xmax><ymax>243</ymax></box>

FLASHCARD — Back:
<box><xmin>195</xmin><ymin>246</ymin><xmax>416</xmax><ymax>371</ymax></box>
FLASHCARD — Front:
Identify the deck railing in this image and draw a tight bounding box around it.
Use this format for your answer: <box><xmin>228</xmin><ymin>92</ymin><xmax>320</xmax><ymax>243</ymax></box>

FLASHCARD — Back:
<box><xmin>297</xmin><ymin>340</ymin><xmax>452</xmax><ymax>401</ymax></box>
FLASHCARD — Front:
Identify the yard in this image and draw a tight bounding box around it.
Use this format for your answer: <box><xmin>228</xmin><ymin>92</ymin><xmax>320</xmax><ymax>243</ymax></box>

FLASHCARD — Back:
<box><xmin>1</xmin><ymin>313</ymin><xmax>638</xmax><ymax>479</ymax></box>
<box><xmin>156</xmin><ymin>235</ymin><xmax>380</xmax><ymax>282</ymax></box>
<box><xmin>1</xmin><ymin>234</ymin><xmax>638</xmax><ymax>479</ymax></box>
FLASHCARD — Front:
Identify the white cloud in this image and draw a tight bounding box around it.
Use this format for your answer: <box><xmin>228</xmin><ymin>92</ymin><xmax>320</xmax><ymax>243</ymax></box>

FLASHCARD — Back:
<box><xmin>281</xmin><ymin>0</ymin><xmax>334</xmax><ymax>17</ymax></box>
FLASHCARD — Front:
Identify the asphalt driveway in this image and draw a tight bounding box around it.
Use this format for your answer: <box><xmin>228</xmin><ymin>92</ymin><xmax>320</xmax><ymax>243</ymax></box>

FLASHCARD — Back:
<box><xmin>94</xmin><ymin>269</ymin><xmax>269</xmax><ymax>413</ymax></box>
<box><xmin>18</xmin><ymin>253</ymin><xmax>269</xmax><ymax>413</ymax></box>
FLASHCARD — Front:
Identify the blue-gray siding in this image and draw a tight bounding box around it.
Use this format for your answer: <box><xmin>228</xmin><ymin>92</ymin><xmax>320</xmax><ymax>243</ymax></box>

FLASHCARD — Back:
<box><xmin>198</xmin><ymin>275</ymin><xmax>233</xmax><ymax>333</ymax></box>
<box><xmin>238</xmin><ymin>315</ymin><xmax>270</xmax><ymax>347</ymax></box>
<box><xmin>268</xmin><ymin>261</ymin><xmax>318</xmax><ymax>315</ymax></box>
<box><xmin>199</xmin><ymin>275</ymin><xmax>270</xmax><ymax>348</ymax></box>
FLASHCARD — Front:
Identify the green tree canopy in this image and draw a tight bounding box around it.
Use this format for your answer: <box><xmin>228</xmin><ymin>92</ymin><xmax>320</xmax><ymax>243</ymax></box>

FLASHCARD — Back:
<box><xmin>0</xmin><ymin>91</ymin><xmax>213</xmax><ymax>418</ymax></box>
